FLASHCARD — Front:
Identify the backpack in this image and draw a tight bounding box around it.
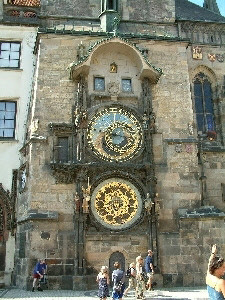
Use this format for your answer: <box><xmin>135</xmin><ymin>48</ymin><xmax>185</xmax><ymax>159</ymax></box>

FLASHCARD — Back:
<box><xmin>125</xmin><ymin>267</ymin><xmax>131</xmax><ymax>278</ymax></box>
<box><xmin>114</xmin><ymin>280</ymin><xmax>123</xmax><ymax>292</ymax></box>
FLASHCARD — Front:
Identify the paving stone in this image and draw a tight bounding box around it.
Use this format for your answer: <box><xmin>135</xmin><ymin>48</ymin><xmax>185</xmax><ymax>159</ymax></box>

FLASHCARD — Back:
<box><xmin>0</xmin><ymin>287</ymin><xmax>208</xmax><ymax>299</ymax></box>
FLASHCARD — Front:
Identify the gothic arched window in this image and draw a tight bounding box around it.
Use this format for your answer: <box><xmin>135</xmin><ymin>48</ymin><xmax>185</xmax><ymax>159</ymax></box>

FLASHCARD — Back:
<box><xmin>193</xmin><ymin>72</ymin><xmax>215</xmax><ymax>134</ymax></box>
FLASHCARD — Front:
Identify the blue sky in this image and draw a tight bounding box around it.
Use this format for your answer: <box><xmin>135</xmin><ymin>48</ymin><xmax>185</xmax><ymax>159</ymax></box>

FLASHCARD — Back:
<box><xmin>189</xmin><ymin>0</ymin><xmax>225</xmax><ymax>16</ymax></box>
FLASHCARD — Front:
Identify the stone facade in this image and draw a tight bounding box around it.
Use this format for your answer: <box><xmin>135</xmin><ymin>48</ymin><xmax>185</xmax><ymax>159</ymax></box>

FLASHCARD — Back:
<box><xmin>0</xmin><ymin>0</ymin><xmax>225</xmax><ymax>291</ymax></box>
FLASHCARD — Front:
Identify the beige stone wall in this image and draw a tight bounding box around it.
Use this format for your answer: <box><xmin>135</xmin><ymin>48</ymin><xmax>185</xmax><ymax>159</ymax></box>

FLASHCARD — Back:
<box><xmin>39</xmin><ymin>0</ymin><xmax>175</xmax><ymax>23</ymax></box>
<box><xmin>159</xmin><ymin>218</ymin><xmax>225</xmax><ymax>286</ymax></box>
<box><xmin>85</xmin><ymin>233</ymin><xmax>148</xmax><ymax>272</ymax></box>
<box><xmin>203</xmin><ymin>152</ymin><xmax>225</xmax><ymax>210</ymax></box>
<box><xmin>15</xmin><ymin>30</ymin><xmax>225</xmax><ymax>289</ymax></box>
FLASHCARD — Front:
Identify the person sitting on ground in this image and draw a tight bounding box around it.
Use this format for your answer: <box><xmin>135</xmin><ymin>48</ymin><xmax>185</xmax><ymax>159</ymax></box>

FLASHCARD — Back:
<box><xmin>32</xmin><ymin>259</ymin><xmax>45</xmax><ymax>292</ymax></box>
<box><xmin>123</xmin><ymin>262</ymin><xmax>136</xmax><ymax>297</ymax></box>
<box><xmin>96</xmin><ymin>265</ymin><xmax>110</xmax><ymax>300</ymax></box>
<box><xmin>206</xmin><ymin>244</ymin><xmax>225</xmax><ymax>299</ymax></box>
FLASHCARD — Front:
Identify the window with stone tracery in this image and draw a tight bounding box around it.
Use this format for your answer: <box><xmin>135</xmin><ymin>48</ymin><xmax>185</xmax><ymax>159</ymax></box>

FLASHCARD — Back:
<box><xmin>193</xmin><ymin>72</ymin><xmax>215</xmax><ymax>135</ymax></box>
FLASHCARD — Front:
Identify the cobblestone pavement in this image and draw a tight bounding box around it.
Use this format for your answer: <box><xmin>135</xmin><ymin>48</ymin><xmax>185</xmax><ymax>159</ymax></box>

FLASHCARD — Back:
<box><xmin>0</xmin><ymin>287</ymin><xmax>209</xmax><ymax>300</ymax></box>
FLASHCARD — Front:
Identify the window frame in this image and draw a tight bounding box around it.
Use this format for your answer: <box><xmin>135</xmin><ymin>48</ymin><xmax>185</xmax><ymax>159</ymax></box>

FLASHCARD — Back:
<box><xmin>101</xmin><ymin>0</ymin><xmax>118</xmax><ymax>12</ymax></box>
<box><xmin>0</xmin><ymin>100</ymin><xmax>17</xmax><ymax>139</ymax></box>
<box><xmin>94</xmin><ymin>76</ymin><xmax>105</xmax><ymax>92</ymax></box>
<box><xmin>56</xmin><ymin>136</ymin><xmax>70</xmax><ymax>163</ymax></box>
<box><xmin>193</xmin><ymin>72</ymin><xmax>215</xmax><ymax>135</ymax></box>
<box><xmin>0</xmin><ymin>41</ymin><xmax>21</xmax><ymax>69</ymax></box>
<box><xmin>121</xmin><ymin>78</ymin><xmax>132</xmax><ymax>93</ymax></box>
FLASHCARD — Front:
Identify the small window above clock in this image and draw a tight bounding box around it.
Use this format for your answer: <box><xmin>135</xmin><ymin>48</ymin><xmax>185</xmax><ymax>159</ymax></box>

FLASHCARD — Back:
<box><xmin>94</xmin><ymin>77</ymin><xmax>105</xmax><ymax>91</ymax></box>
<box><xmin>122</xmin><ymin>78</ymin><xmax>132</xmax><ymax>93</ymax></box>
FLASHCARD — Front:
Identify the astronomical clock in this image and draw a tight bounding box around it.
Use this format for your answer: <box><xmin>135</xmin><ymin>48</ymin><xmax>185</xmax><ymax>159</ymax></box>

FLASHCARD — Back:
<box><xmin>58</xmin><ymin>37</ymin><xmax>162</xmax><ymax>276</ymax></box>
<box><xmin>86</xmin><ymin>104</ymin><xmax>145</xmax><ymax>231</ymax></box>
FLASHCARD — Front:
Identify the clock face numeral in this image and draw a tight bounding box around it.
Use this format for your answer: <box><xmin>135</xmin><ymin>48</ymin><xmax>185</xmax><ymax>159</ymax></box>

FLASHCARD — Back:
<box><xmin>87</xmin><ymin>106</ymin><xmax>143</xmax><ymax>161</ymax></box>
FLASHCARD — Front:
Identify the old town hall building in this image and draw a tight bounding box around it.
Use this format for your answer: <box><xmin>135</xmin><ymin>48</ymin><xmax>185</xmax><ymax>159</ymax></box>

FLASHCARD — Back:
<box><xmin>0</xmin><ymin>0</ymin><xmax>225</xmax><ymax>290</ymax></box>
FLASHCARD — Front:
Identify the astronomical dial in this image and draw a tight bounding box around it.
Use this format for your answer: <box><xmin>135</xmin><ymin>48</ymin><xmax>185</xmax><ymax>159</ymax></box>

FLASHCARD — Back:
<box><xmin>87</xmin><ymin>106</ymin><xmax>143</xmax><ymax>161</ymax></box>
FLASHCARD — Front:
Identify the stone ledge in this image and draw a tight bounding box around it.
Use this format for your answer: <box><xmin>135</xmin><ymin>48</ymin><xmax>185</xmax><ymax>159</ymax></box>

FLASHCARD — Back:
<box><xmin>178</xmin><ymin>206</ymin><xmax>225</xmax><ymax>219</ymax></box>
<box><xmin>201</xmin><ymin>146</ymin><xmax>225</xmax><ymax>152</ymax></box>
<box><xmin>165</xmin><ymin>138</ymin><xmax>197</xmax><ymax>144</ymax></box>
<box><xmin>18</xmin><ymin>210</ymin><xmax>58</xmax><ymax>223</ymax></box>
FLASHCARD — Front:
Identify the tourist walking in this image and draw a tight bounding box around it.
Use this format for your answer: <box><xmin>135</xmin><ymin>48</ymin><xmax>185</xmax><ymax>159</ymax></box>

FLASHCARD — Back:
<box><xmin>145</xmin><ymin>249</ymin><xmax>154</xmax><ymax>291</ymax></box>
<box><xmin>123</xmin><ymin>262</ymin><xmax>136</xmax><ymax>297</ymax></box>
<box><xmin>206</xmin><ymin>244</ymin><xmax>225</xmax><ymax>299</ymax></box>
<box><xmin>136</xmin><ymin>256</ymin><xmax>146</xmax><ymax>299</ymax></box>
<box><xmin>96</xmin><ymin>266</ymin><xmax>110</xmax><ymax>300</ymax></box>
<box><xmin>112</xmin><ymin>261</ymin><xmax>125</xmax><ymax>300</ymax></box>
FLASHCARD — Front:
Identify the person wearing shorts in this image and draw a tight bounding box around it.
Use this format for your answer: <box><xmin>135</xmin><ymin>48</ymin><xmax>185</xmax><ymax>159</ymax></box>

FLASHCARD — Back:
<box><xmin>32</xmin><ymin>259</ymin><xmax>45</xmax><ymax>292</ymax></box>
<box><xmin>145</xmin><ymin>250</ymin><xmax>154</xmax><ymax>291</ymax></box>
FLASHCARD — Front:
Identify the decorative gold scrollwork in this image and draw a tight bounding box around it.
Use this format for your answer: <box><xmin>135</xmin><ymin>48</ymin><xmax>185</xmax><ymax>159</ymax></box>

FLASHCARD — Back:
<box><xmin>91</xmin><ymin>178</ymin><xmax>142</xmax><ymax>230</ymax></box>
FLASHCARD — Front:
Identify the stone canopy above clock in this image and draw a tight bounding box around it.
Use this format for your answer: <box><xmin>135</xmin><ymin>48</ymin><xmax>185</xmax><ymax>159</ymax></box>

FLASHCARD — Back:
<box><xmin>69</xmin><ymin>37</ymin><xmax>162</xmax><ymax>97</ymax></box>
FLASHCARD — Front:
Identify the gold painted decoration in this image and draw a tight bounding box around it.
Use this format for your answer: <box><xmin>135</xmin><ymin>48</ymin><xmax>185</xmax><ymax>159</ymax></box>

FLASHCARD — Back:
<box><xmin>192</xmin><ymin>46</ymin><xmax>202</xmax><ymax>60</ymax></box>
<box><xmin>10</xmin><ymin>0</ymin><xmax>40</xmax><ymax>6</ymax></box>
<box><xmin>91</xmin><ymin>178</ymin><xmax>142</xmax><ymax>230</ymax></box>
<box><xmin>208</xmin><ymin>53</ymin><xmax>216</xmax><ymax>62</ymax></box>
<box><xmin>87</xmin><ymin>106</ymin><xmax>143</xmax><ymax>161</ymax></box>
<box><xmin>110</xmin><ymin>62</ymin><xmax>117</xmax><ymax>73</ymax></box>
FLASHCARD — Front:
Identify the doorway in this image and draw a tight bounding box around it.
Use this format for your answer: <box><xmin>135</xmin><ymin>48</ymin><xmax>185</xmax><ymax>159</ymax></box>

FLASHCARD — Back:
<box><xmin>109</xmin><ymin>251</ymin><xmax>125</xmax><ymax>286</ymax></box>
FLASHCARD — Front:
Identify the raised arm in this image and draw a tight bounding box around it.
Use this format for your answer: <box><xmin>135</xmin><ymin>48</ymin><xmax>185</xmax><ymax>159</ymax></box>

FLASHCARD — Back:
<box><xmin>207</xmin><ymin>244</ymin><xmax>217</xmax><ymax>274</ymax></box>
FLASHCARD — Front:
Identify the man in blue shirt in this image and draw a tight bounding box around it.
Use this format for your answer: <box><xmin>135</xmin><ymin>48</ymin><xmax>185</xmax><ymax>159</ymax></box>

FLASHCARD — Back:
<box><xmin>145</xmin><ymin>250</ymin><xmax>154</xmax><ymax>291</ymax></box>
<box><xmin>32</xmin><ymin>259</ymin><xmax>46</xmax><ymax>292</ymax></box>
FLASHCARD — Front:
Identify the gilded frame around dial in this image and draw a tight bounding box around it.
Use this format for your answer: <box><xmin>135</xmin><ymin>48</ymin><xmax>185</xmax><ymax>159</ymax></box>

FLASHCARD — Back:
<box><xmin>91</xmin><ymin>178</ymin><xmax>143</xmax><ymax>230</ymax></box>
<box><xmin>87</xmin><ymin>106</ymin><xmax>143</xmax><ymax>162</ymax></box>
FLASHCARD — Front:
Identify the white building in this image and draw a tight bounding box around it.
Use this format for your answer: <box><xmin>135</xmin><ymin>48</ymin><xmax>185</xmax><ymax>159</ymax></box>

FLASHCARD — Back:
<box><xmin>0</xmin><ymin>0</ymin><xmax>39</xmax><ymax>286</ymax></box>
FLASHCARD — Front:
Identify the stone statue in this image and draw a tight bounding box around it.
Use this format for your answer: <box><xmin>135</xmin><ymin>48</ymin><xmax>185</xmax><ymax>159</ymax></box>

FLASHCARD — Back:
<box><xmin>20</xmin><ymin>169</ymin><xmax>26</xmax><ymax>191</ymax></box>
<box><xmin>82</xmin><ymin>185</ymin><xmax>91</xmax><ymax>214</ymax></box>
<box><xmin>145</xmin><ymin>193</ymin><xmax>154</xmax><ymax>214</ymax></box>
<box><xmin>149</xmin><ymin>113</ymin><xmax>156</xmax><ymax>133</ymax></box>
<box><xmin>74</xmin><ymin>192</ymin><xmax>80</xmax><ymax>212</ymax></box>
